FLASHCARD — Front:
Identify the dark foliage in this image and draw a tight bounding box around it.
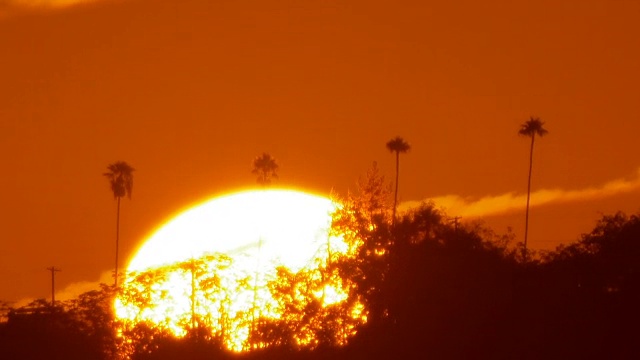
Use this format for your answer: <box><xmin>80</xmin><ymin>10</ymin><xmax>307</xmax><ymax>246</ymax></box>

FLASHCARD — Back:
<box><xmin>0</xmin><ymin>285</ymin><xmax>117</xmax><ymax>360</ymax></box>
<box><xmin>3</xmin><ymin>210</ymin><xmax>640</xmax><ymax>359</ymax></box>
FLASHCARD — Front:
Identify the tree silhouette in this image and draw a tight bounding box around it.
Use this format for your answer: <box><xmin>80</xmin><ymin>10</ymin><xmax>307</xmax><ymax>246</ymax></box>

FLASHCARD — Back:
<box><xmin>386</xmin><ymin>137</ymin><xmax>411</xmax><ymax>225</ymax></box>
<box><xmin>252</xmin><ymin>153</ymin><xmax>279</xmax><ymax>187</ymax></box>
<box><xmin>518</xmin><ymin>118</ymin><xmax>548</xmax><ymax>260</ymax></box>
<box><xmin>250</xmin><ymin>153</ymin><xmax>278</xmax><ymax>341</ymax></box>
<box><xmin>1</xmin><ymin>285</ymin><xmax>118</xmax><ymax>360</ymax></box>
<box><xmin>331</xmin><ymin>162</ymin><xmax>392</xmax><ymax>327</ymax></box>
<box><xmin>104</xmin><ymin>161</ymin><xmax>135</xmax><ymax>286</ymax></box>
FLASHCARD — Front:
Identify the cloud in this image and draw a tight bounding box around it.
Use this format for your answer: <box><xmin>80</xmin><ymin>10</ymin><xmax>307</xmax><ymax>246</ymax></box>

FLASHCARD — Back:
<box><xmin>400</xmin><ymin>168</ymin><xmax>640</xmax><ymax>218</ymax></box>
<box><xmin>14</xmin><ymin>270</ymin><xmax>112</xmax><ymax>308</ymax></box>
<box><xmin>0</xmin><ymin>0</ymin><xmax>100</xmax><ymax>20</ymax></box>
<box><xmin>2</xmin><ymin>0</ymin><xmax>104</xmax><ymax>10</ymax></box>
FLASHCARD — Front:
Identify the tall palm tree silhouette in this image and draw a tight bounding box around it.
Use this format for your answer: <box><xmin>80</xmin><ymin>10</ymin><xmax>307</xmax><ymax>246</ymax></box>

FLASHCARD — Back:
<box><xmin>250</xmin><ymin>152</ymin><xmax>278</xmax><ymax>345</ymax></box>
<box><xmin>104</xmin><ymin>161</ymin><xmax>134</xmax><ymax>286</ymax></box>
<box><xmin>519</xmin><ymin>117</ymin><xmax>548</xmax><ymax>260</ymax></box>
<box><xmin>386</xmin><ymin>136</ymin><xmax>411</xmax><ymax>225</ymax></box>
<box><xmin>252</xmin><ymin>153</ymin><xmax>279</xmax><ymax>186</ymax></box>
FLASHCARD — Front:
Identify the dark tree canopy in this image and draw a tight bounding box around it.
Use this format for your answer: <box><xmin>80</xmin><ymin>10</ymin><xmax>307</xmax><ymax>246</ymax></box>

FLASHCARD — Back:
<box><xmin>252</xmin><ymin>153</ymin><xmax>279</xmax><ymax>186</ymax></box>
<box><xmin>385</xmin><ymin>136</ymin><xmax>411</xmax><ymax>154</ymax></box>
<box><xmin>104</xmin><ymin>161</ymin><xmax>135</xmax><ymax>199</ymax></box>
<box><xmin>518</xmin><ymin>117</ymin><xmax>548</xmax><ymax>138</ymax></box>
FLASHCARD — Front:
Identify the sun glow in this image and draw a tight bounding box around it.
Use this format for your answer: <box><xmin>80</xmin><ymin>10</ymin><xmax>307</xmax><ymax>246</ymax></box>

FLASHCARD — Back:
<box><xmin>114</xmin><ymin>190</ymin><xmax>366</xmax><ymax>354</ymax></box>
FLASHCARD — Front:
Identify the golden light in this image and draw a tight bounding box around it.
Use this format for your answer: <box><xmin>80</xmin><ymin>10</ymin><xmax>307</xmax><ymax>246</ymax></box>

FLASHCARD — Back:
<box><xmin>115</xmin><ymin>190</ymin><xmax>366</xmax><ymax>353</ymax></box>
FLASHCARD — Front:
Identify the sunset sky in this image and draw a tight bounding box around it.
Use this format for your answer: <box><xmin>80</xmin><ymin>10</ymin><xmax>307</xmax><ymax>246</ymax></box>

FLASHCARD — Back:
<box><xmin>1</xmin><ymin>0</ymin><xmax>639</xmax><ymax>303</ymax></box>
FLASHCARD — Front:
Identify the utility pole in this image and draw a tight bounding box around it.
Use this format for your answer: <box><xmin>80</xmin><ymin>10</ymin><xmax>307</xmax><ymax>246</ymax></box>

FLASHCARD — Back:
<box><xmin>47</xmin><ymin>266</ymin><xmax>61</xmax><ymax>307</ymax></box>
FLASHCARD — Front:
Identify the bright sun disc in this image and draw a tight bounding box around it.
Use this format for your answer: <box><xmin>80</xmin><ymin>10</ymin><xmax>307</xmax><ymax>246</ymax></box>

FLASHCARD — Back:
<box><xmin>115</xmin><ymin>189</ymin><xmax>366</xmax><ymax>353</ymax></box>
<box><xmin>128</xmin><ymin>190</ymin><xmax>340</xmax><ymax>272</ymax></box>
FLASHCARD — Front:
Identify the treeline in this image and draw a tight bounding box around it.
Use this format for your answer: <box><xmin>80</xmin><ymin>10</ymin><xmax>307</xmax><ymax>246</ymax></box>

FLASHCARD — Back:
<box><xmin>2</xmin><ymin>172</ymin><xmax>639</xmax><ymax>359</ymax></box>
<box><xmin>0</xmin><ymin>285</ymin><xmax>117</xmax><ymax>360</ymax></box>
<box><xmin>352</xmin><ymin>209</ymin><xmax>640</xmax><ymax>359</ymax></box>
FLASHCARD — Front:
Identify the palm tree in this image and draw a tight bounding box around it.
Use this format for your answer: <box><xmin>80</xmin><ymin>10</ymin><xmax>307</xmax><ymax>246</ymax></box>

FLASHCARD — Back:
<box><xmin>104</xmin><ymin>161</ymin><xmax>135</xmax><ymax>286</ymax></box>
<box><xmin>386</xmin><ymin>136</ymin><xmax>411</xmax><ymax>224</ymax></box>
<box><xmin>519</xmin><ymin>117</ymin><xmax>548</xmax><ymax>260</ymax></box>
<box><xmin>252</xmin><ymin>152</ymin><xmax>278</xmax><ymax>187</ymax></box>
<box><xmin>250</xmin><ymin>152</ymin><xmax>278</xmax><ymax>344</ymax></box>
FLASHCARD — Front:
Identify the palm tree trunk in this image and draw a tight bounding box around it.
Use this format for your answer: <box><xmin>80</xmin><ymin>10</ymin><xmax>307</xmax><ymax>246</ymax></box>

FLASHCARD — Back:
<box><xmin>392</xmin><ymin>151</ymin><xmax>400</xmax><ymax>225</ymax></box>
<box><xmin>523</xmin><ymin>135</ymin><xmax>535</xmax><ymax>261</ymax></box>
<box><xmin>115</xmin><ymin>196</ymin><xmax>120</xmax><ymax>286</ymax></box>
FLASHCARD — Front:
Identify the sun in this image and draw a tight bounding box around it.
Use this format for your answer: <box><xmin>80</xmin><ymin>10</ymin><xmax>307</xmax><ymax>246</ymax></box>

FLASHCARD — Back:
<box><xmin>126</xmin><ymin>190</ymin><xmax>343</xmax><ymax>273</ymax></box>
<box><xmin>114</xmin><ymin>189</ymin><xmax>366</xmax><ymax>353</ymax></box>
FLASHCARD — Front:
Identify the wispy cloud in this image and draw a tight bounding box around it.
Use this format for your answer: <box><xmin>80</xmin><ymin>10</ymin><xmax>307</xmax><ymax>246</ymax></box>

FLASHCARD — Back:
<box><xmin>400</xmin><ymin>168</ymin><xmax>640</xmax><ymax>218</ymax></box>
<box><xmin>3</xmin><ymin>0</ymin><xmax>104</xmax><ymax>10</ymax></box>
<box><xmin>0</xmin><ymin>0</ymin><xmax>91</xmax><ymax>19</ymax></box>
<box><xmin>15</xmin><ymin>270</ymin><xmax>112</xmax><ymax>308</ymax></box>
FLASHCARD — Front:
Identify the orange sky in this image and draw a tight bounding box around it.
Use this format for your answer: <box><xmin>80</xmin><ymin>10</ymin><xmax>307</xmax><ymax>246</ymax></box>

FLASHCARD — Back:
<box><xmin>1</xmin><ymin>0</ymin><xmax>639</xmax><ymax>303</ymax></box>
